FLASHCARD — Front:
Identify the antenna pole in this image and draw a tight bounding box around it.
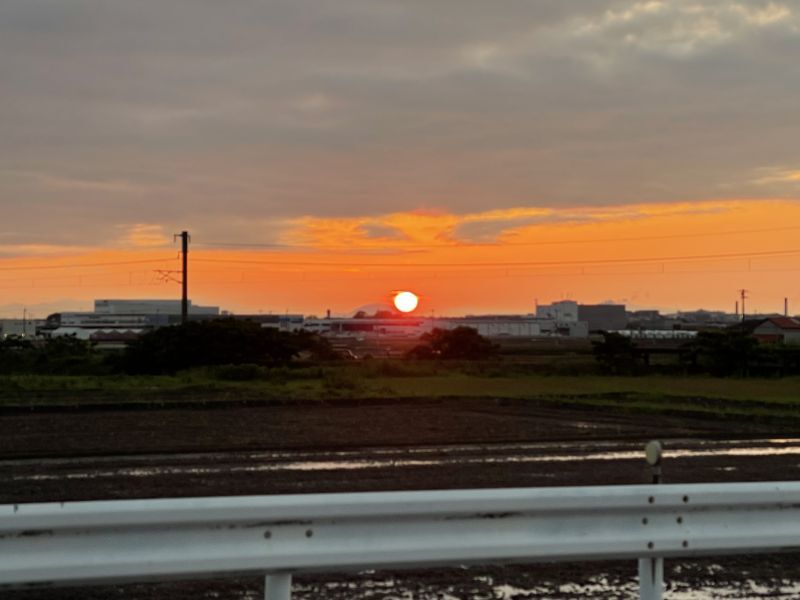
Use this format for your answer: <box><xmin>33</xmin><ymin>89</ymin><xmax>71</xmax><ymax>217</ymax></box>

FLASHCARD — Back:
<box><xmin>739</xmin><ymin>289</ymin><xmax>748</xmax><ymax>321</ymax></box>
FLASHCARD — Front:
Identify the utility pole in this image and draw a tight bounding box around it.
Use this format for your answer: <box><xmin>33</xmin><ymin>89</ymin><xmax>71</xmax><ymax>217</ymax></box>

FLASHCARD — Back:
<box><xmin>174</xmin><ymin>231</ymin><xmax>190</xmax><ymax>324</ymax></box>
<box><xmin>738</xmin><ymin>289</ymin><xmax>748</xmax><ymax>321</ymax></box>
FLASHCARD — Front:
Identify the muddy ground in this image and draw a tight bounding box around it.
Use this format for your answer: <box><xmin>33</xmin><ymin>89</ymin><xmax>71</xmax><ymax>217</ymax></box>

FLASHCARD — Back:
<box><xmin>2</xmin><ymin>397</ymin><xmax>800</xmax><ymax>598</ymax></box>
<box><xmin>0</xmin><ymin>396</ymin><xmax>781</xmax><ymax>461</ymax></box>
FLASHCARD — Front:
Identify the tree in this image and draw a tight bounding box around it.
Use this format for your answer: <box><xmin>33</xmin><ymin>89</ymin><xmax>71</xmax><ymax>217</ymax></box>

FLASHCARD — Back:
<box><xmin>0</xmin><ymin>335</ymin><xmax>99</xmax><ymax>375</ymax></box>
<box><xmin>592</xmin><ymin>332</ymin><xmax>643</xmax><ymax>375</ymax></box>
<box><xmin>123</xmin><ymin>319</ymin><xmax>329</xmax><ymax>374</ymax></box>
<box><xmin>687</xmin><ymin>330</ymin><xmax>760</xmax><ymax>376</ymax></box>
<box><xmin>406</xmin><ymin>327</ymin><xmax>498</xmax><ymax>360</ymax></box>
<box><xmin>0</xmin><ymin>336</ymin><xmax>35</xmax><ymax>374</ymax></box>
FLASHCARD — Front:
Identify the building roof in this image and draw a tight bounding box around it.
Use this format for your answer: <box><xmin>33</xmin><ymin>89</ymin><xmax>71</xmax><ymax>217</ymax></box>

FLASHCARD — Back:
<box><xmin>738</xmin><ymin>317</ymin><xmax>800</xmax><ymax>332</ymax></box>
<box><xmin>762</xmin><ymin>316</ymin><xmax>800</xmax><ymax>330</ymax></box>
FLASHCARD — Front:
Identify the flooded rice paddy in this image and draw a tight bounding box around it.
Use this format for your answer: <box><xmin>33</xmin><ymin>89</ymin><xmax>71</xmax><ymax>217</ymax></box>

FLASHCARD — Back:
<box><xmin>4</xmin><ymin>438</ymin><xmax>800</xmax><ymax>599</ymax></box>
<box><xmin>3</xmin><ymin>399</ymin><xmax>800</xmax><ymax>598</ymax></box>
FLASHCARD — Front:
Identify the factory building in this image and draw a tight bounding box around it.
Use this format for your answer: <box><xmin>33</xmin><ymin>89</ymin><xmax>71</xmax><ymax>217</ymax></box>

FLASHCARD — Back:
<box><xmin>536</xmin><ymin>300</ymin><xmax>579</xmax><ymax>322</ymax></box>
<box><xmin>94</xmin><ymin>299</ymin><xmax>219</xmax><ymax>315</ymax></box>
<box><xmin>40</xmin><ymin>299</ymin><xmax>220</xmax><ymax>345</ymax></box>
<box><xmin>577</xmin><ymin>304</ymin><xmax>627</xmax><ymax>332</ymax></box>
<box><xmin>32</xmin><ymin>296</ymin><xmax>594</xmax><ymax>347</ymax></box>
<box><xmin>235</xmin><ymin>314</ymin><xmax>305</xmax><ymax>332</ymax></box>
<box><xmin>0</xmin><ymin>318</ymin><xmax>46</xmax><ymax>339</ymax></box>
<box><xmin>303</xmin><ymin>315</ymin><xmax>587</xmax><ymax>339</ymax></box>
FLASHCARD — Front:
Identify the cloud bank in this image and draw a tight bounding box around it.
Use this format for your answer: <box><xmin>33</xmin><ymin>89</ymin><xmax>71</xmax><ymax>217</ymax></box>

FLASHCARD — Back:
<box><xmin>1</xmin><ymin>0</ymin><xmax>799</xmax><ymax>253</ymax></box>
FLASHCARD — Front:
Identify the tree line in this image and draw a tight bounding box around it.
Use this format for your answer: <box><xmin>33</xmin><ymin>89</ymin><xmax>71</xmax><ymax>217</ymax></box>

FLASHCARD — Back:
<box><xmin>2</xmin><ymin>319</ymin><xmax>798</xmax><ymax>377</ymax></box>
<box><xmin>0</xmin><ymin>319</ymin><xmax>335</xmax><ymax>375</ymax></box>
<box><xmin>592</xmin><ymin>330</ymin><xmax>800</xmax><ymax>377</ymax></box>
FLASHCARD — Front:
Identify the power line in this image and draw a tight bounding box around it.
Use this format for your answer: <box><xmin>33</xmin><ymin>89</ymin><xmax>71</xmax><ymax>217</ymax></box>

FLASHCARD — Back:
<box><xmin>181</xmin><ymin>264</ymin><xmax>800</xmax><ymax>285</ymax></box>
<box><xmin>0</xmin><ymin>280</ymin><xmax>168</xmax><ymax>291</ymax></box>
<box><xmin>0</xmin><ymin>270</ymin><xmax>156</xmax><ymax>285</ymax></box>
<box><xmin>0</xmin><ymin>257</ymin><xmax>177</xmax><ymax>272</ymax></box>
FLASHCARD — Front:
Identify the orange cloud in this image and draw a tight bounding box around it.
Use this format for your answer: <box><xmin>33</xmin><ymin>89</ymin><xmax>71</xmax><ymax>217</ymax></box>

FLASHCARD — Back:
<box><xmin>282</xmin><ymin>201</ymin><xmax>742</xmax><ymax>249</ymax></box>
<box><xmin>2</xmin><ymin>199</ymin><xmax>800</xmax><ymax>317</ymax></box>
<box><xmin>119</xmin><ymin>224</ymin><xmax>171</xmax><ymax>248</ymax></box>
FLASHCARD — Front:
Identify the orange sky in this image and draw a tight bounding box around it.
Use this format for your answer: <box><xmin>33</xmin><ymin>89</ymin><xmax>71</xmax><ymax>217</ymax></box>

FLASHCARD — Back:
<box><xmin>2</xmin><ymin>199</ymin><xmax>799</xmax><ymax>318</ymax></box>
<box><xmin>4</xmin><ymin>2</ymin><xmax>800</xmax><ymax>319</ymax></box>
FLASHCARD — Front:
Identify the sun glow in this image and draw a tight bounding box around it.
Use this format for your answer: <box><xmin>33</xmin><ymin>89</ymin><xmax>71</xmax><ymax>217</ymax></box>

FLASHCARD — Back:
<box><xmin>393</xmin><ymin>291</ymin><xmax>419</xmax><ymax>313</ymax></box>
<box><xmin>4</xmin><ymin>200</ymin><xmax>800</xmax><ymax>317</ymax></box>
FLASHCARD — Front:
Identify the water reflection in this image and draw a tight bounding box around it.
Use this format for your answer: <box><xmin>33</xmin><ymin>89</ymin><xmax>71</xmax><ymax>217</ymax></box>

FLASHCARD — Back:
<box><xmin>10</xmin><ymin>439</ymin><xmax>800</xmax><ymax>482</ymax></box>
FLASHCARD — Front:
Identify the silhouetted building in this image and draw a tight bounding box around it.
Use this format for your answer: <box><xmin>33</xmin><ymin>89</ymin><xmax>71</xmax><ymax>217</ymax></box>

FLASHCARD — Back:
<box><xmin>94</xmin><ymin>299</ymin><xmax>218</xmax><ymax>315</ymax></box>
<box><xmin>536</xmin><ymin>300</ymin><xmax>578</xmax><ymax>322</ymax></box>
<box><xmin>578</xmin><ymin>304</ymin><xmax>627</xmax><ymax>331</ymax></box>
<box><xmin>749</xmin><ymin>317</ymin><xmax>800</xmax><ymax>345</ymax></box>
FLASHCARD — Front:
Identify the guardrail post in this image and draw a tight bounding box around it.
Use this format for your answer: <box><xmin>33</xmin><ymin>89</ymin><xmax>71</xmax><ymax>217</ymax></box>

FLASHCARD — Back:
<box><xmin>265</xmin><ymin>573</ymin><xmax>292</xmax><ymax>600</ymax></box>
<box><xmin>638</xmin><ymin>557</ymin><xmax>663</xmax><ymax>600</ymax></box>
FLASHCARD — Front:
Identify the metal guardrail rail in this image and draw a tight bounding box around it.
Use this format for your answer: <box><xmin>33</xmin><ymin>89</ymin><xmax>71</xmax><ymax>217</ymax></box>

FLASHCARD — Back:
<box><xmin>2</xmin><ymin>482</ymin><xmax>800</xmax><ymax>599</ymax></box>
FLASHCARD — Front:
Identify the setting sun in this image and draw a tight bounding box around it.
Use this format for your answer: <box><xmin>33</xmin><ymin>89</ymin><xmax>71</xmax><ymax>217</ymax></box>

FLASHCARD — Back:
<box><xmin>393</xmin><ymin>291</ymin><xmax>419</xmax><ymax>313</ymax></box>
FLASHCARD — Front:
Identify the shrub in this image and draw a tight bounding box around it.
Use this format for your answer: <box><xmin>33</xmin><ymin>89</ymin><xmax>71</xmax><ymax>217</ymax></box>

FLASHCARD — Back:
<box><xmin>406</xmin><ymin>327</ymin><xmax>499</xmax><ymax>360</ymax></box>
<box><xmin>214</xmin><ymin>363</ymin><xmax>266</xmax><ymax>381</ymax></box>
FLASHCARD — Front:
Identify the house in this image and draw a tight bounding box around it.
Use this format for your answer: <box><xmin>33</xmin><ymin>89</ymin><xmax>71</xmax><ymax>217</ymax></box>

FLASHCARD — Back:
<box><xmin>750</xmin><ymin>317</ymin><xmax>800</xmax><ymax>345</ymax></box>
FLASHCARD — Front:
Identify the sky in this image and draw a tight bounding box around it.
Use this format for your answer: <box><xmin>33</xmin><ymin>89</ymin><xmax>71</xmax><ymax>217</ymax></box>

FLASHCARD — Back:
<box><xmin>1</xmin><ymin>0</ymin><xmax>800</xmax><ymax>317</ymax></box>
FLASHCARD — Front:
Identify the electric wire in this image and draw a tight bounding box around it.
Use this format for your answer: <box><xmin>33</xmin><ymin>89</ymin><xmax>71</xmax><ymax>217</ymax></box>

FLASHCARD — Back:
<box><xmin>0</xmin><ymin>257</ymin><xmax>178</xmax><ymax>272</ymax></box>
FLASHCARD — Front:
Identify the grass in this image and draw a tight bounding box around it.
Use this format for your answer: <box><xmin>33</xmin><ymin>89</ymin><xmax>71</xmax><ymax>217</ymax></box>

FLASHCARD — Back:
<box><xmin>356</xmin><ymin>374</ymin><xmax>800</xmax><ymax>423</ymax></box>
<box><xmin>1</xmin><ymin>366</ymin><xmax>799</xmax><ymax>426</ymax></box>
<box><xmin>357</xmin><ymin>373</ymin><xmax>800</xmax><ymax>403</ymax></box>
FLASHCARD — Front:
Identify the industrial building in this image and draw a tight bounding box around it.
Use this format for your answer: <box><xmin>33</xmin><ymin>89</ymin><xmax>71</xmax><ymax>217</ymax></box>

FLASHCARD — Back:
<box><xmin>0</xmin><ymin>318</ymin><xmax>45</xmax><ymax>339</ymax></box>
<box><xmin>39</xmin><ymin>299</ymin><xmax>220</xmax><ymax>344</ymax></box>
<box><xmin>234</xmin><ymin>314</ymin><xmax>305</xmax><ymax>332</ymax></box>
<box><xmin>536</xmin><ymin>300</ymin><xmax>579</xmax><ymax>322</ymax></box>
<box><xmin>94</xmin><ymin>299</ymin><xmax>219</xmax><ymax>316</ymax></box>
<box><xmin>536</xmin><ymin>300</ymin><xmax>627</xmax><ymax>333</ymax></box>
<box><xmin>304</xmin><ymin>314</ymin><xmax>587</xmax><ymax>340</ymax></box>
<box><xmin>577</xmin><ymin>304</ymin><xmax>627</xmax><ymax>332</ymax></box>
<box><xmin>32</xmin><ymin>297</ymin><xmax>599</xmax><ymax>347</ymax></box>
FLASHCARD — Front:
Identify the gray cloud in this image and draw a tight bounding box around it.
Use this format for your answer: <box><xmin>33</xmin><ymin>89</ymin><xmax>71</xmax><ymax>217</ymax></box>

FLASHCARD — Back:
<box><xmin>453</xmin><ymin>213</ymin><xmax>594</xmax><ymax>243</ymax></box>
<box><xmin>1</xmin><ymin>0</ymin><xmax>800</xmax><ymax>250</ymax></box>
<box><xmin>358</xmin><ymin>223</ymin><xmax>408</xmax><ymax>241</ymax></box>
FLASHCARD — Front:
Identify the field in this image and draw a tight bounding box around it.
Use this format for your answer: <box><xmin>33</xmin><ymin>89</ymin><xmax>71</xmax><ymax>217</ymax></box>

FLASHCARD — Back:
<box><xmin>2</xmin><ymin>363</ymin><xmax>799</xmax><ymax>426</ymax></box>
<box><xmin>3</xmin><ymin>361</ymin><xmax>800</xmax><ymax>599</ymax></box>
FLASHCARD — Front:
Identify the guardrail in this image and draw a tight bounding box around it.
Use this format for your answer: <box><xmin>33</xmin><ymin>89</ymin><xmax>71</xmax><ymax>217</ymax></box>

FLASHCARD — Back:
<box><xmin>3</xmin><ymin>482</ymin><xmax>800</xmax><ymax>600</ymax></box>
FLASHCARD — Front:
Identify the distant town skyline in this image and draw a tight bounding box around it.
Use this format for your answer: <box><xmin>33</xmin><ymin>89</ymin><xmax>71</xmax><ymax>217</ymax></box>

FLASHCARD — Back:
<box><xmin>2</xmin><ymin>2</ymin><xmax>799</xmax><ymax>316</ymax></box>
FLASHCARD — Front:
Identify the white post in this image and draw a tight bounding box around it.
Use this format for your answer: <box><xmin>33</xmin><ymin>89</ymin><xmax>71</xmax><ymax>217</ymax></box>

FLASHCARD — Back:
<box><xmin>638</xmin><ymin>557</ymin><xmax>663</xmax><ymax>600</ymax></box>
<box><xmin>265</xmin><ymin>573</ymin><xmax>292</xmax><ymax>600</ymax></box>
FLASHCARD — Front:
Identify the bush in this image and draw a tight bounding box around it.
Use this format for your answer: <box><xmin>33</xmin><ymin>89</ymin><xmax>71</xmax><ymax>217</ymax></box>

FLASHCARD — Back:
<box><xmin>123</xmin><ymin>319</ymin><xmax>333</xmax><ymax>374</ymax></box>
<box><xmin>0</xmin><ymin>335</ymin><xmax>106</xmax><ymax>375</ymax></box>
<box><xmin>322</xmin><ymin>369</ymin><xmax>362</xmax><ymax>396</ymax></box>
<box><xmin>592</xmin><ymin>332</ymin><xmax>644</xmax><ymax>375</ymax></box>
<box><xmin>214</xmin><ymin>363</ymin><xmax>266</xmax><ymax>381</ymax></box>
<box><xmin>406</xmin><ymin>327</ymin><xmax>499</xmax><ymax>360</ymax></box>
<box><xmin>363</xmin><ymin>359</ymin><xmax>432</xmax><ymax>377</ymax></box>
